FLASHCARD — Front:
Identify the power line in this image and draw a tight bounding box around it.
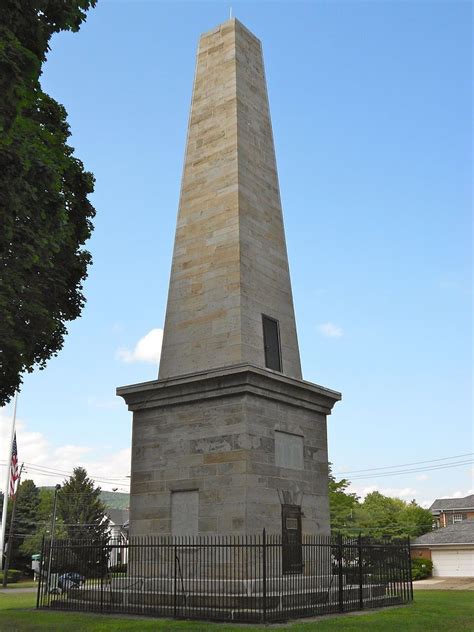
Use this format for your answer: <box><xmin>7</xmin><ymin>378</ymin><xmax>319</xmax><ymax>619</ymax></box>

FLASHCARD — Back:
<box><xmin>348</xmin><ymin>459</ymin><xmax>473</xmax><ymax>481</ymax></box>
<box><xmin>334</xmin><ymin>452</ymin><xmax>473</xmax><ymax>476</ymax></box>
<box><xmin>0</xmin><ymin>461</ymin><xmax>130</xmax><ymax>483</ymax></box>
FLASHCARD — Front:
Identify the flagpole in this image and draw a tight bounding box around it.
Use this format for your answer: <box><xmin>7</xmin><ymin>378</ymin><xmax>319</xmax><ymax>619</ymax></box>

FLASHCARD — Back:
<box><xmin>0</xmin><ymin>392</ymin><xmax>18</xmax><ymax>571</ymax></box>
<box><xmin>2</xmin><ymin>463</ymin><xmax>23</xmax><ymax>587</ymax></box>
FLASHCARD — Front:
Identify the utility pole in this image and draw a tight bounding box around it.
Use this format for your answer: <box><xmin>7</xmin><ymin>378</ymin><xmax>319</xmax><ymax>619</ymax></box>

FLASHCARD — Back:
<box><xmin>0</xmin><ymin>392</ymin><xmax>18</xmax><ymax>571</ymax></box>
<box><xmin>2</xmin><ymin>463</ymin><xmax>24</xmax><ymax>587</ymax></box>
<box><xmin>46</xmin><ymin>484</ymin><xmax>61</xmax><ymax>592</ymax></box>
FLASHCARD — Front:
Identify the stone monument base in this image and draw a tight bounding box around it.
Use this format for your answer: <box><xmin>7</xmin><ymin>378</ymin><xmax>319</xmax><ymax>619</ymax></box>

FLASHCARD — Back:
<box><xmin>118</xmin><ymin>364</ymin><xmax>341</xmax><ymax>538</ymax></box>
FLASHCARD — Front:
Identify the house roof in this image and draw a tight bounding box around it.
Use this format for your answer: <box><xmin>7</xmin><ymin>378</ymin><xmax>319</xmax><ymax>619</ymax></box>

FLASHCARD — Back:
<box><xmin>105</xmin><ymin>508</ymin><xmax>129</xmax><ymax>526</ymax></box>
<box><xmin>412</xmin><ymin>522</ymin><xmax>474</xmax><ymax>546</ymax></box>
<box><xmin>429</xmin><ymin>494</ymin><xmax>474</xmax><ymax>514</ymax></box>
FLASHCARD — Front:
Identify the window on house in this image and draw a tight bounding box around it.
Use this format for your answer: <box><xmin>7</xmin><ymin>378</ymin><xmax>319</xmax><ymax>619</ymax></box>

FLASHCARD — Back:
<box><xmin>452</xmin><ymin>513</ymin><xmax>464</xmax><ymax>523</ymax></box>
<box><xmin>262</xmin><ymin>315</ymin><xmax>282</xmax><ymax>372</ymax></box>
<box><xmin>171</xmin><ymin>490</ymin><xmax>199</xmax><ymax>536</ymax></box>
<box><xmin>275</xmin><ymin>431</ymin><xmax>304</xmax><ymax>469</ymax></box>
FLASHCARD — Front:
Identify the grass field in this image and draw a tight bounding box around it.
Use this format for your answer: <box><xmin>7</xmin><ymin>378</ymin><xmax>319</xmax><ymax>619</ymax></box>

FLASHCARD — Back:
<box><xmin>1</xmin><ymin>581</ymin><xmax>37</xmax><ymax>590</ymax></box>
<box><xmin>0</xmin><ymin>590</ymin><xmax>472</xmax><ymax>631</ymax></box>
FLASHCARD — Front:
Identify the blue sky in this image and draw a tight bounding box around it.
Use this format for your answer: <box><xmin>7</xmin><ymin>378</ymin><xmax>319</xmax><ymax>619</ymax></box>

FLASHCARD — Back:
<box><xmin>1</xmin><ymin>1</ymin><xmax>472</xmax><ymax>505</ymax></box>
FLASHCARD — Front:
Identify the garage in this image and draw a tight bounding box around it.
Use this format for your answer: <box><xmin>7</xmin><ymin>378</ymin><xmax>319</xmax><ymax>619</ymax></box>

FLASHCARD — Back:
<box><xmin>432</xmin><ymin>549</ymin><xmax>474</xmax><ymax>577</ymax></box>
<box><xmin>411</xmin><ymin>522</ymin><xmax>474</xmax><ymax>578</ymax></box>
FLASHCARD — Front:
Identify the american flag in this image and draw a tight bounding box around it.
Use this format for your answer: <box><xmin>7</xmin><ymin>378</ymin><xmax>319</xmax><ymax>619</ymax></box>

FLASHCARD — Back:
<box><xmin>9</xmin><ymin>433</ymin><xmax>19</xmax><ymax>498</ymax></box>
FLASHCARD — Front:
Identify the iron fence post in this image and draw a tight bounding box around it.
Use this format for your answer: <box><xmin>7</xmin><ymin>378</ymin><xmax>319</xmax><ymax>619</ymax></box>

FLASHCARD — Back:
<box><xmin>36</xmin><ymin>535</ymin><xmax>45</xmax><ymax>609</ymax></box>
<box><xmin>337</xmin><ymin>533</ymin><xmax>343</xmax><ymax>613</ymax></box>
<box><xmin>358</xmin><ymin>533</ymin><xmax>364</xmax><ymax>610</ymax></box>
<box><xmin>407</xmin><ymin>537</ymin><xmax>413</xmax><ymax>601</ymax></box>
<box><xmin>262</xmin><ymin>529</ymin><xmax>267</xmax><ymax>623</ymax></box>
<box><xmin>173</xmin><ymin>543</ymin><xmax>177</xmax><ymax>617</ymax></box>
<box><xmin>100</xmin><ymin>540</ymin><xmax>105</xmax><ymax>613</ymax></box>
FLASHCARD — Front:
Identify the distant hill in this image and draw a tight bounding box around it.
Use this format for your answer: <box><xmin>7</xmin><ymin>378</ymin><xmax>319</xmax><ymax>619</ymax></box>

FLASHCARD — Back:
<box><xmin>39</xmin><ymin>487</ymin><xmax>129</xmax><ymax>510</ymax></box>
<box><xmin>100</xmin><ymin>491</ymin><xmax>129</xmax><ymax>510</ymax></box>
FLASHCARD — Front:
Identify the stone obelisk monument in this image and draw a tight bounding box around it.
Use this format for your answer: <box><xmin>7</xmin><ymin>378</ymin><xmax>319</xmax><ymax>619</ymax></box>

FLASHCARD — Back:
<box><xmin>118</xmin><ymin>19</ymin><xmax>340</xmax><ymax>542</ymax></box>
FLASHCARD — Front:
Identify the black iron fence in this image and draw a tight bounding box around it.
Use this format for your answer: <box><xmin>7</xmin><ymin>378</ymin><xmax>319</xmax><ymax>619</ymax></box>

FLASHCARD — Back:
<box><xmin>37</xmin><ymin>533</ymin><xmax>412</xmax><ymax>622</ymax></box>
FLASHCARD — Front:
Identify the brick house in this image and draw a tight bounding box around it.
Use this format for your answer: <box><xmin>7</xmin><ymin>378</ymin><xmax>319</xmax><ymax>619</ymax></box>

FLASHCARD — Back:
<box><xmin>430</xmin><ymin>494</ymin><xmax>474</xmax><ymax>529</ymax></box>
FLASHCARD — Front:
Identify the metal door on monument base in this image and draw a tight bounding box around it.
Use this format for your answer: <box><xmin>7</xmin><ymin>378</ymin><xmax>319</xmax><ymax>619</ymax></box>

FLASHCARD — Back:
<box><xmin>281</xmin><ymin>504</ymin><xmax>303</xmax><ymax>574</ymax></box>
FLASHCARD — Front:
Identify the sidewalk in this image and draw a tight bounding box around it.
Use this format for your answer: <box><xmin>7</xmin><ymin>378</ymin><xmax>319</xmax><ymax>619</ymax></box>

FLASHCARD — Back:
<box><xmin>413</xmin><ymin>577</ymin><xmax>474</xmax><ymax>590</ymax></box>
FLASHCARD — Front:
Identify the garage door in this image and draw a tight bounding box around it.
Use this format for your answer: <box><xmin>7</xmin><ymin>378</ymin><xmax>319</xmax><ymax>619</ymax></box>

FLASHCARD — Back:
<box><xmin>432</xmin><ymin>549</ymin><xmax>474</xmax><ymax>577</ymax></box>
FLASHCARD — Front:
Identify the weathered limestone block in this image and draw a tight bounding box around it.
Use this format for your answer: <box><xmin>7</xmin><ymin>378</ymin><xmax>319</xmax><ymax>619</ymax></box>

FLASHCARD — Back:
<box><xmin>119</xmin><ymin>366</ymin><xmax>340</xmax><ymax>537</ymax></box>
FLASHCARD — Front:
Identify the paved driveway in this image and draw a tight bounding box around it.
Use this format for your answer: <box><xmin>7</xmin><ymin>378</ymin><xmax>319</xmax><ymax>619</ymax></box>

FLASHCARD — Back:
<box><xmin>413</xmin><ymin>577</ymin><xmax>474</xmax><ymax>590</ymax></box>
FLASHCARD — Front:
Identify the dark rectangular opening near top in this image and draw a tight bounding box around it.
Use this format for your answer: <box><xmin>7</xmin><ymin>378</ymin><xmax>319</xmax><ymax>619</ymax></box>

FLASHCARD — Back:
<box><xmin>262</xmin><ymin>315</ymin><xmax>282</xmax><ymax>372</ymax></box>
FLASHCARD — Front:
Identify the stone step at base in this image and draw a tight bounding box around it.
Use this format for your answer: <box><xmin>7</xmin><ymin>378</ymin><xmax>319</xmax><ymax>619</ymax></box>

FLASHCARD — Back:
<box><xmin>48</xmin><ymin>593</ymin><xmax>406</xmax><ymax>622</ymax></box>
<box><xmin>49</xmin><ymin>583</ymin><xmax>393</xmax><ymax>611</ymax></box>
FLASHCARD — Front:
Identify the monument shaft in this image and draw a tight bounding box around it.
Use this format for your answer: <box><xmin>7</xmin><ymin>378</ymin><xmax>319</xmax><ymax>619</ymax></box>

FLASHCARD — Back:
<box><xmin>159</xmin><ymin>19</ymin><xmax>301</xmax><ymax>380</ymax></box>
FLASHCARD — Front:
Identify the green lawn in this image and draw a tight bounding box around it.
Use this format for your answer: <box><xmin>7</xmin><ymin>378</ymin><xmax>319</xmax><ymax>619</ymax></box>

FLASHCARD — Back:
<box><xmin>2</xmin><ymin>581</ymin><xmax>37</xmax><ymax>589</ymax></box>
<box><xmin>0</xmin><ymin>591</ymin><xmax>472</xmax><ymax>631</ymax></box>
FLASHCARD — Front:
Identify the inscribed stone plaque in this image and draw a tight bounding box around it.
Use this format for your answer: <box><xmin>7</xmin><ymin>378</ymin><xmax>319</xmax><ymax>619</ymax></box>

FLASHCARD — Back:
<box><xmin>275</xmin><ymin>431</ymin><xmax>304</xmax><ymax>469</ymax></box>
<box><xmin>171</xmin><ymin>490</ymin><xmax>198</xmax><ymax>536</ymax></box>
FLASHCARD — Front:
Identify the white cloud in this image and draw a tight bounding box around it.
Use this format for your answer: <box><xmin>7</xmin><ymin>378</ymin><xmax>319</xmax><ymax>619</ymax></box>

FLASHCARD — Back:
<box><xmin>117</xmin><ymin>328</ymin><xmax>163</xmax><ymax>365</ymax></box>
<box><xmin>451</xmin><ymin>489</ymin><xmax>474</xmax><ymax>498</ymax></box>
<box><xmin>0</xmin><ymin>410</ymin><xmax>130</xmax><ymax>493</ymax></box>
<box><xmin>416</xmin><ymin>474</ymin><xmax>429</xmax><ymax>481</ymax></box>
<box><xmin>317</xmin><ymin>322</ymin><xmax>343</xmax><ymax>338</ymax></box>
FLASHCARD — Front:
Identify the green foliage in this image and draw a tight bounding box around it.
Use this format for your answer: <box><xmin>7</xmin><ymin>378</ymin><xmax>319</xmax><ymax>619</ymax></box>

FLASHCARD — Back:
<box><xmin>57</xmin><ymin>467</ymin><xmax>109</xmax><ymax>541</ymax></box>
<box><xmin>109</xmin><ymin>562</ymin><xmax>127</xmax><ymax>574</ymax></box>
<box><xmin>329</xmin><ymin>470</ymin><xmax>433</xmax><ymax>539</ymax></box>
<box><xmin>0</xmin><ymin>569</ymin><xmax>22</xmax><ymax>583</ymax></box>
<box><xmin>0</xmin><ymin>0</ymin><xmax>97</xmax><ymax>405</ymax></box>
<box><xmin>55</xmin><ymin>467</ymin><xmax>109</xmax><ymax>576</ymax></box>
<box><xmin>411</xmin><ymin>558</ymin><xmax>433</xmax><ymax>580</ymax></box>
<box><xmin>328</xmin><ymin>464</ymin><xmax>359</xmax><ymax>535</ymax></box>
<box><xmin>7</xmin><ymin>479</ymin><xmax>40</xmax><ymax>571</ymax></box>
<box><xmin>21</xmin><ymin>487</ymin><xmax>67</xmax><ymax>558</ymax></box>
<box><xmin>355</xmin><ymin>493</ymin><xmax>433</xmax><ymax>539</ymax></box>
<box><xmin>398</xmin><ymin>501</ymin><xmax>434</xmax><ymax>537</ymax></box>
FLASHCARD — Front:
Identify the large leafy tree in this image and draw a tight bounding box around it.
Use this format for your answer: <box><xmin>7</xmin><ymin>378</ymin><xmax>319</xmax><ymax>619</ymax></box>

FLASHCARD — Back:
<box><xmin>0</xmin><ymin>0</ymin><xmax>97</xmax><ymax>405</ymax></box>
<box><xmin>328</xmin><ymin>464</ymin><xmax>359</xmax><ymax>535</ymax></box>
<box><xmin>355</xmin><ymin>492</ymin><xmax>433</xmax><ymax>539</ymax></box>
<box><xmin>328</xmin><ymin>470</ymin><xmax>433</xmax><ymax>539</ymax></box>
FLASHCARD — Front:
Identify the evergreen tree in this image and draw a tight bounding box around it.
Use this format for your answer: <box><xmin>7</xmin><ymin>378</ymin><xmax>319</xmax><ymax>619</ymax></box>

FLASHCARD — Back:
<box><xmin>0</xmin><ymin>480</ymin><xmax>41</xmax><ymax>573</ymax></box>
<box><xmin>55</xmin><ymin>468</ymin><xmax>109</xmax><ymax>577</ymax></box>
<box><xmin>57</xmin><ymin>467</ymin><xmax>109</xmax><ymax>541</ymax></box>
<box><xmin>8</xmin><ymin>479</ymin><xmax>40</xmax><ymax>571</ymax></box>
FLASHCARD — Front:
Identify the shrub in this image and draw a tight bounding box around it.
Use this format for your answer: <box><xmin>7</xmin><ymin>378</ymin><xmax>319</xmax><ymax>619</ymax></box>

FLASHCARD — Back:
<box><xmin>109</xmin><ymin>562</ymin><xmax>127</xmax><ymax>574</ymax></box>
<box><xmin>411</xmin><ymin>558</ymin><xmax>433</xmax><ymax>580</ymax></box>
<box><xmin>0</xmin><ymin>569</ymin><xmax>22</xmax><ymax>583</ymax></box>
